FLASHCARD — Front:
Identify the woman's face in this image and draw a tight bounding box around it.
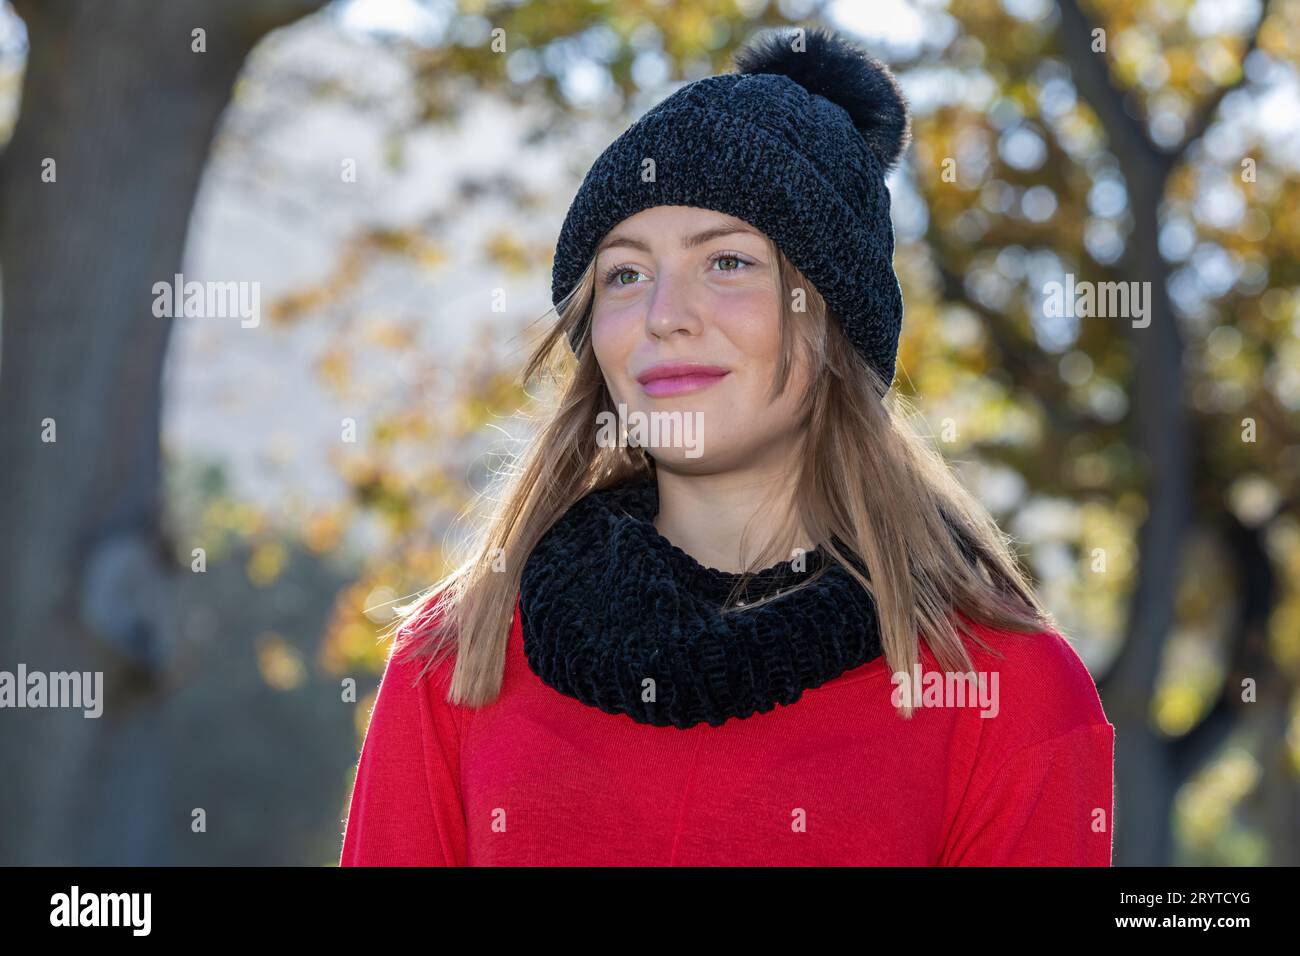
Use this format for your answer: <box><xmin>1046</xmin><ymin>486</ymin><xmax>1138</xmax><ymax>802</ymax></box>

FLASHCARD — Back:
<box><xmin>590</xmin><ymin>205</ymin><xmax>811</xmax><ymax>474</ymax></box>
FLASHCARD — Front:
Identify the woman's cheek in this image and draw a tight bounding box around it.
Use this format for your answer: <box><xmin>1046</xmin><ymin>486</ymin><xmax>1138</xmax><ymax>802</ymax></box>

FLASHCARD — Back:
<box><xmin>599</xmin><ymin>315</ymin><xmax>651</xmax><ymax>398</ymax></box>
<box><xmin>592</xmin><ymin>297</ymin><xmax>641</xmax><ymax>345</ymax></box>
<box><xmin>590</xmin><ymin>305</ymin><xmax>629</xmax><ymax>366</ymax></box>
<box><xmin>714</xmin><ymin>294</ymin><xmax>782</xmax><ymax>357</ymax></box>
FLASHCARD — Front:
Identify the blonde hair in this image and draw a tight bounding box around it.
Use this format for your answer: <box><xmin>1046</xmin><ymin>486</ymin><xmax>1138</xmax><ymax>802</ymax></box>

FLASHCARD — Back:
<box><xmin>390</xmin><ymin>234</ymin><xmax>1058</xmax><ymax>718</ymax></box>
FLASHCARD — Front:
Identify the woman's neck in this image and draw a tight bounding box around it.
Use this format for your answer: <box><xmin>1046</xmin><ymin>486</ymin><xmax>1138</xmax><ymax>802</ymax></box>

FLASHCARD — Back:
<box><xmin>651</xmin><ymin>465</ymin><xmax>816</xmax><ymax>574</ymax></box>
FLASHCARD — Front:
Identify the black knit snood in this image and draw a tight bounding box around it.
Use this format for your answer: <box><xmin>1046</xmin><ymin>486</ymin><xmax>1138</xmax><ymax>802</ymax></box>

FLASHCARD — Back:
<box><xmin>519</xmin><ymin>473</ymin><xmax>884</xmax><ymax>729</ymax></box>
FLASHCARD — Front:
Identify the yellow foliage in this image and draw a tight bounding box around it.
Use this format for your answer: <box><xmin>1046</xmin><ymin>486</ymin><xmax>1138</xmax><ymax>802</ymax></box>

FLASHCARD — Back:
<box><xmin>256</xmin><ymin>631</ymin><xmax>307</xmax><ymax>691</ymax></box>
<box><xmin>302</xmin><ymin>507</ymin><xmax>346</xmax><ymax>555</ymax></box>
<box><xmin>247</xmin><ymin>540</ymin><xmax>287</xmax><ymax>586</ymax></box>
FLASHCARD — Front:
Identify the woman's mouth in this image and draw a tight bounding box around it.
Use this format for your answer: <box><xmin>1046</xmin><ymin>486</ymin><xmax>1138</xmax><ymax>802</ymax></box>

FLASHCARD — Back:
<box><xmin>638</xmin><ymin>368</ymin><xmax>730</xmax><ymax>397</ymax></box>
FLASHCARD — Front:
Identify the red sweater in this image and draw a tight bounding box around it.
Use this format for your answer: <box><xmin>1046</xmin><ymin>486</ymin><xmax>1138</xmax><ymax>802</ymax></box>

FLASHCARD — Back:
<box><xmin>340</xmin><ymin>593</ymin><xmax>1115</xmax><ymax>866</ymax></box>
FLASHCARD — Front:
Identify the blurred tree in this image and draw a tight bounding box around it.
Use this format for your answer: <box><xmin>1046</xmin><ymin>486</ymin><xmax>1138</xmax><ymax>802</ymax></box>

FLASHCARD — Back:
<box><xmin>0</xmin><ymin>0</ymin><xmax>326</xmax><ymax>864</ymax></box>
<box><xmin>902</xmin><ymin>0</ymin><xmax>1298</xmax><ymax>864</ymax></box>
<box><xmin>1055</xmin><ymin>0</ymin><xmax>1284</xmax><ymax>867</ymax></box>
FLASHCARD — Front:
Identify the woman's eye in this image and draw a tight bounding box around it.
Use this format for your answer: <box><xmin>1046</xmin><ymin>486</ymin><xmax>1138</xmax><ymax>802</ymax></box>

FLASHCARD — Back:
<box><xmin>711</xmin><ymin>252</ymin><xmax>752</xmax><ymax>272</ymax></box>
<box><xmin>602</xmin><ymin>266</ymin><xmax>641</xmax><ymax>286</ymax></box>
<box><xmin>601</xmin><ymin>253</ymin><xmax>752</xmax><ymax>287</ymax></box>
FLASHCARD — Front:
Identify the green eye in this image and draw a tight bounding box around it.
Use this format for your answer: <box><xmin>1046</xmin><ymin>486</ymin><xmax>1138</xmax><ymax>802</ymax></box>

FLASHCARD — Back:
<box><xmin>602</xmin><ymin>265</ymin><xmax>641</xmax><ymax>286</ymax></box>
<box><xmin>711</xmin><ymin>251</ymin><xmax>753</xmax><ymax>272</ymax></box>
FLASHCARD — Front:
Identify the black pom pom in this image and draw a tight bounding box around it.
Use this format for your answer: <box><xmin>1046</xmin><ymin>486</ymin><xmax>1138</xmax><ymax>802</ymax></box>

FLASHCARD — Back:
<box><xmin>734</xmin><ymin>26</ymin><xmax>911</xmax><ymax>172</ymax></box>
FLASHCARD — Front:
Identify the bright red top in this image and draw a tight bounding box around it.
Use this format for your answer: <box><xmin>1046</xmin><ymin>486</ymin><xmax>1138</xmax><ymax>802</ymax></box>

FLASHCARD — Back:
<box><xmin>339</xmin><ymin>594</ymin><xmax>1115</xmax><ymax>866</ymax></box>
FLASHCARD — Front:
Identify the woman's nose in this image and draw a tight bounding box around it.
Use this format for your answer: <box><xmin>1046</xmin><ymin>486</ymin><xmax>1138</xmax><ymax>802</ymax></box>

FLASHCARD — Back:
<box><xmin>643</xmin><ymin>267</ymin><xmax>703</xmax><ymax>341</ymax></box>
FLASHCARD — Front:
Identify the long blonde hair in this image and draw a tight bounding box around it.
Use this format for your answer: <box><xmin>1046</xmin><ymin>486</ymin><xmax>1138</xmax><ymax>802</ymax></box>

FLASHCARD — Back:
<box><xmin>390</xmin><ymin>233</ymin><xmax>1059</xmax><ymax>718</ymax></box>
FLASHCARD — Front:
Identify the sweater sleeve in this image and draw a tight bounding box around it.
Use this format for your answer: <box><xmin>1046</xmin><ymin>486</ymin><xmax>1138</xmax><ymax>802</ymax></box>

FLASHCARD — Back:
<box><xmin>940</xmin><ymin>720</ymin><xmax>1115</xmax><ymax>866</ymax></box>
<box><xmin>339</xmin><ymin>642</ymin><xmax>468</xmax><ymax>866</ymax></box>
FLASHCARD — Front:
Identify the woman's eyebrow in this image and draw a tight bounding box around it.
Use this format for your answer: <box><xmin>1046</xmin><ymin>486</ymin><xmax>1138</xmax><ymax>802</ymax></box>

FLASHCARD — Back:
<box><xmin>596</xmin><ymin>224</ymin><xmax>762</xmax><ymax>256</ymax></box>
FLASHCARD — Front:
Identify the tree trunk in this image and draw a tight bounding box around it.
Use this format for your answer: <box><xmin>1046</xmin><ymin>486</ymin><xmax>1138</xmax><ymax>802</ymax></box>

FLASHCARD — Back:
<box><xmin>0</xmin><ymin>0</ymin><xmax>320</xmax><ymax>865</ymax></box>
<box><xmin>1055</xmin><ymin>0</ymin><xmax>1277</xmax><ymax>865</ymax></box>
<box><xmin>1103</xmin><ymin>155</ymin><xmax>1192</xmax><ymax>866</ymax></box>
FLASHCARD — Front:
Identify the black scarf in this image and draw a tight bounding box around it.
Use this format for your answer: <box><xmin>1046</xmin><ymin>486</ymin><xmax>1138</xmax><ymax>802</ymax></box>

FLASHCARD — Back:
<box><xmin>519</xmin><ymin>473</ymin><xmax>884</xmax><ymax>729</ymax></box>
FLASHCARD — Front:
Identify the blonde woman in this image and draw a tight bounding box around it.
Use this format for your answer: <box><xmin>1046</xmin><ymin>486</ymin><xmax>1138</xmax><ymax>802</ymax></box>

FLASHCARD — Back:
<box><xmin>340</xmin><ymin>26</ymin><xmax>1114</xmax><ymax>867</ymax></box>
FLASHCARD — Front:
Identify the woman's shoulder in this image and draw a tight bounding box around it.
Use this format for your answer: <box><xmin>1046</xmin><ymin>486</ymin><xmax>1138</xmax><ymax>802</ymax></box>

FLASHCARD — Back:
<box><xmin>955</xmin><ymin>619</ymin><xmax>1112</xmax><ymax>746</ymax></box>
<box><xmin>382</xmin><ymin>591</ymin><xmax>461</xmax><ymax>706</ymax></box>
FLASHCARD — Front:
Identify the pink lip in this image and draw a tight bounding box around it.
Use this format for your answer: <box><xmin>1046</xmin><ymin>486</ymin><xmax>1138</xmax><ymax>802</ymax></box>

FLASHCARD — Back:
<box><xmin>635</xmin><ymin>363</ymin><xmax>730</xmax><ymax>397</ymax></box>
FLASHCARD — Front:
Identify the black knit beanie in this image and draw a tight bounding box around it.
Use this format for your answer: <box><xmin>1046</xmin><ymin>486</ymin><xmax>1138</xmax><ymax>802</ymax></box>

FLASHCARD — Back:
<box><xmin>550</xmin><ymin>25</ymin><xmax>912</xmax><ymax>390</ymax></box>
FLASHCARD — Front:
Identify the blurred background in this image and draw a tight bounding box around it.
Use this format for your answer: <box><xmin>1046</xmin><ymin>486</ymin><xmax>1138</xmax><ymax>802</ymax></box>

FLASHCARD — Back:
<box><xmin>0</xmin><ymin>0</ymin><xmax>1297</xmax><ymax>866</ymax></box>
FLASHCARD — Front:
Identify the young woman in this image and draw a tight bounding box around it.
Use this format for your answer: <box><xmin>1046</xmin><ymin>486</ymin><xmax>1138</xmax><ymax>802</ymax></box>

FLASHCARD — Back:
<box><xmin>340</xmin><ymin>26</ymin><xmax>1115</xmax><ymax>866</ymax></box>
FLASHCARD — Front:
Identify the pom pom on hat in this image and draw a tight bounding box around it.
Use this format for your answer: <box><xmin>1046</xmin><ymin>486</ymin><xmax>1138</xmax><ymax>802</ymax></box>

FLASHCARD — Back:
<box><xmin>734</xmin><ymin>26</ymin><xmax>911</xmax><ymax>173</ymax></box>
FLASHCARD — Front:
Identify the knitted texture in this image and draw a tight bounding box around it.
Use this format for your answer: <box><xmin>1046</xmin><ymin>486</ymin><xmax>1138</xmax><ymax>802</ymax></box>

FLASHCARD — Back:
<box><xmin>517</xmin><ymin>471</ymin><xmax>883</xmax><ymax>729</ymax></box>
<box><xmin>551</xmin><ymin>26</ymin><xmax>911</xmax><ymax>389</ymax></box>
